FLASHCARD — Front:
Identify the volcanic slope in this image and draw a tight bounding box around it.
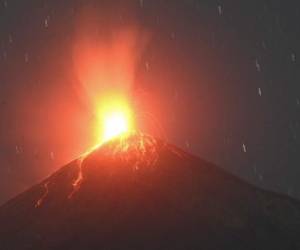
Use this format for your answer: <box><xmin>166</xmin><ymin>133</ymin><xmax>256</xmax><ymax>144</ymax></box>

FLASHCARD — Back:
<box><xmin>0</xmin><ymin>133</ymin><xmax>299</xmax><ymax>250</ymax></box>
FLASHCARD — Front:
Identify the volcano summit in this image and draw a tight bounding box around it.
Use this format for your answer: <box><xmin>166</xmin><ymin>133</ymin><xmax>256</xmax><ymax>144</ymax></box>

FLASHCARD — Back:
<box><xmin>0</xmin><ymin>133</ymin><xmax>299</xmax><ymax>250</ymax></box>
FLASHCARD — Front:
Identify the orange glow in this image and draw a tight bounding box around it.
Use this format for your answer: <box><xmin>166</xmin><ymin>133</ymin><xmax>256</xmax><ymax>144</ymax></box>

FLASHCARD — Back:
<box><xmin>96</xmin><ymin>94</ymin><xmax>134</xmax><ymax>143</ymax></box>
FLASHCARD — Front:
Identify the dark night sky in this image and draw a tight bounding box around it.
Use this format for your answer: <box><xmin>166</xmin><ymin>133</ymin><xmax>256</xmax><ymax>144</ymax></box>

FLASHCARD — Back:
<box><xmin>0</xmin><ymin>0</ymin><xmax>299</xmax><ymax>205</ymax></box>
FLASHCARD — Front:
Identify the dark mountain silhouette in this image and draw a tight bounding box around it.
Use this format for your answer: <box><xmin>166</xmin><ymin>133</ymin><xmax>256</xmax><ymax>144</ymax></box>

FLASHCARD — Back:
<box><xmin>0</xmin><ymin>133</ymin><xmax>299</xmax><ymax>250</ymax></box>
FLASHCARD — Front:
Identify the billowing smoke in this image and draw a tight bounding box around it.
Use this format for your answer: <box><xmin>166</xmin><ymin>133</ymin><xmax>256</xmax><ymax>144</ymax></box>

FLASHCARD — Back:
<box><xmin>72</xmin><ymin>5</ymin><xmax>148</xmax><ymax>113</ymax></box>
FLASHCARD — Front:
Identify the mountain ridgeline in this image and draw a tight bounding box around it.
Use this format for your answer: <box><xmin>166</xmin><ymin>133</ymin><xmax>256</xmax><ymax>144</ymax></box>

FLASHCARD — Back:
<box><xmin>0</xmin><ymin>133</ymin><xmax>299</xmax><ymax>250</ymax></box>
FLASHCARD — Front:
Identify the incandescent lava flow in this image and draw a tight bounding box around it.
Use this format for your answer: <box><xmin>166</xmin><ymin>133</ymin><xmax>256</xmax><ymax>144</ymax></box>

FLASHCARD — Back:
<box><xmin>67</xmin><ymin>131</ymin><xmax>160</xmax><ymax>199</ymax></box>
<box><xmin>0</xmin><ymin>131</ymin><xmax>300</xmax><ymax>250</ymax></box>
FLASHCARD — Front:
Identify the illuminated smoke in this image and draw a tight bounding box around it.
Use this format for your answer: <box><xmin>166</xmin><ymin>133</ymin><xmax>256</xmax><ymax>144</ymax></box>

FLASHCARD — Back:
<box><xmin>72</xmin><ymin>6</ymin><xmax>148</xmax><ymax>114</ymax></box>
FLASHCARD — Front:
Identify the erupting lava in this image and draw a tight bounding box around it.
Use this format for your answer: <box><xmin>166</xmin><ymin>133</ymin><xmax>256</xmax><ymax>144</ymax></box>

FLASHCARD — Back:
<box><xmin>96</xmin><ymin>94</ymin><xmax>134</xmax><ymax>144</ymax></box>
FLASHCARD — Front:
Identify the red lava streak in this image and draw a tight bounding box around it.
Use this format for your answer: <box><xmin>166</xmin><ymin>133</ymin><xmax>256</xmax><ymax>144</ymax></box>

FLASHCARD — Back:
<box><xmin>35</xmin><ymin>181</ymin><xmax>49</xmax><ymax>208</ymax></box>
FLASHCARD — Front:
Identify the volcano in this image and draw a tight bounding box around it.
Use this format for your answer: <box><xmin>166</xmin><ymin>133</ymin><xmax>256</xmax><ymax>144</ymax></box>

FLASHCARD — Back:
<box><xmin>0</xmin><ymin>133</ymin><xmax>299</xmax><ymax>250</ymax></box>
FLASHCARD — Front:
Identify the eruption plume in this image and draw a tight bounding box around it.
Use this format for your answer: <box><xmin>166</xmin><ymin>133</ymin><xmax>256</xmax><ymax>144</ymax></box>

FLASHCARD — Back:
<box><xmin>72</xmin><ymin>6</ymin><xmax>149</xmax><ymax>144</ymax></box>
